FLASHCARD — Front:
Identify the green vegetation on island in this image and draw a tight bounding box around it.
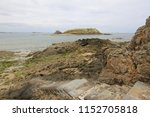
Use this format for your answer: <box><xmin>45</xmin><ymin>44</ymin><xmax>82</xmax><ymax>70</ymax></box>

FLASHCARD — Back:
<box><xmin>63</xmin><ymin>28</ymin><xmax>101</xmax><ymax>35</ymax></box>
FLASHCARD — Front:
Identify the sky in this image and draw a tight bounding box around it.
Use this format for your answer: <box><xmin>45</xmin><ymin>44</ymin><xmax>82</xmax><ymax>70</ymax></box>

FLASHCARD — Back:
<box><xmin>0</xmin><ymin>0</ymin><xmax>150</xmax><ymax>33</ymax></box>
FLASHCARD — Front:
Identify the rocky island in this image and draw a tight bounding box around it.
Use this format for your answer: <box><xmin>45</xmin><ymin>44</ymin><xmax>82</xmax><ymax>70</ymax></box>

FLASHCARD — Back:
<box><xmin>63</xmin><ymin>28</ymin><xmax>102</xmax><ymax>35</ymax></box>
<box><xmin>0</xmin><ymin>17</ymin><xmax>150</xmax><ymax>100</ymax></box>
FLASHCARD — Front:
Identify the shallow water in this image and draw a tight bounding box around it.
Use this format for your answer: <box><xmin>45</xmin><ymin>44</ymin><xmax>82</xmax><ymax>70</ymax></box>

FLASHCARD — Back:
<box><xmin>0</xmin><ymin>32</ymin><xmax>134</xmax><ymax>52</ymax></box>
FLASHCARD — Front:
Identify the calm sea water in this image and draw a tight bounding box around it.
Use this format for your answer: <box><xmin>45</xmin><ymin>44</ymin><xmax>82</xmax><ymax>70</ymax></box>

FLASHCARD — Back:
<box><xmin>0</xmin><ymin>33</ymin><xmax>134</xmax><ymax>52</ymax></box>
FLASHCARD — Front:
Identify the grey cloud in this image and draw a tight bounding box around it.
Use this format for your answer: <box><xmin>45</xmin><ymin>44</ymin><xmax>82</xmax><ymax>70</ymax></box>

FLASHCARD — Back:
<box><xmin>0</xmin><ymin>0</ymin><xmax>150</xmax><ymax>32</ymax></box>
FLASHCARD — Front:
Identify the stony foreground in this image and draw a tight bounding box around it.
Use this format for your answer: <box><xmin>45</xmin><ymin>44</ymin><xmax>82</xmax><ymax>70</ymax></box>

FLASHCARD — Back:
<box><xmin>3</xmin><ymin>78</ymin><xmax>150</xmax><ymax>100</ymax></box>
<box><xmin>0</xmin><ymin>17</ymin><xmax>150</xmax><ymax>100</ymax></box>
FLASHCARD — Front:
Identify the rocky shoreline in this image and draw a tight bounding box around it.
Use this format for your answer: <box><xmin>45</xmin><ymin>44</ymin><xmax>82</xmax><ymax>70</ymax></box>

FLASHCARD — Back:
<box><xmin>0</xmin><ymin>17</ymin><xmax>150</xmax><ymax>100</ymax></box>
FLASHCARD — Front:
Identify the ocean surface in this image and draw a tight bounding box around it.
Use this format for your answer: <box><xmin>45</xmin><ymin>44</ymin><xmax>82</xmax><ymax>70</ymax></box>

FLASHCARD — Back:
<box><xmin>0</xmin><ymin>33</ymin><xmax>134</xmax><ymax>52</ymax></box>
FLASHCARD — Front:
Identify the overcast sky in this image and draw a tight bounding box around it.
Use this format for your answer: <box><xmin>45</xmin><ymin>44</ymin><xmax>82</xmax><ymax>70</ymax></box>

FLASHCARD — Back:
<box><xmin>0</xmin><ymin>0</ymin><xmax>149</xmax><ymax>33</ymax></box>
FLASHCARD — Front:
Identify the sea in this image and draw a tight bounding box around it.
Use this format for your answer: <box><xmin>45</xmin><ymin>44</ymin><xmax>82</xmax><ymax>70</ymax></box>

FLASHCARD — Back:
<box><xmin>0</xmin><ymin>32</ymin><xmax>134</xmax><ymax>52</ymax></box>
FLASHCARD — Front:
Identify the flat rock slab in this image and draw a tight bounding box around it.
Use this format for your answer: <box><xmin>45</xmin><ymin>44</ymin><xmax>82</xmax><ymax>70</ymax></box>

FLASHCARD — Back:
<box><xmin>40</xmin><ymin>81</ymin><xmax>69</xmax><ymax>90</ymax></box>
<box><xmin>123</xmin><ymin>81</ymin><xmax>150</xmax><ymax>100</ymax></box>
<box><xmin>82</xmin><ymin>84</ymin><xmax>130</xmax><ymax>100</ymax></box>
<box><xmin>39</xmin><ymin>79</ymin><xmax>90</xmax><ymax>98</ymax></box>
<box><xmin>58</xmin><ymin>79</ymin><xmax>88</xmax><ymax>91</ymax></box>
<box><xmin>67</xmin><ymin>83</ymin><xmax>93</xmax><ymax>98</ymax></box>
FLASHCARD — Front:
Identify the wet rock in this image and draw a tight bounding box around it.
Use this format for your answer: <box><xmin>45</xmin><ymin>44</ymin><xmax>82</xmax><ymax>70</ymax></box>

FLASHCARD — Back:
<box><xmin>53</xmin><ymin>30</ymin><xmax>62</xmax><ymax>34</ymax></box>
<box><xmin>78</xmin><ymin>39</ymin><xmax>89</xmax><ymax>46</ymax></box>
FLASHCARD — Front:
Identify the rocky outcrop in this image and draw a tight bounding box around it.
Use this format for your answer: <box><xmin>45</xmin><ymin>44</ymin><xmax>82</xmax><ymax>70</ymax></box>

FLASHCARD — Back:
<box><xmin>99</xmin><ymin>16</ymin><xmax>150</xmax><ymax>84</ymax></box>
<box><xmin>99</xmin><ymin>48</ymin><xmax>136</xmax><ymax>85</ymax></box>
<box><xmin>130</xmin><ymin>16</ymin><xmax>150</xmax><ymax>50</ymax></box>
<box><xmin>53</xmin><ymin>30</ymin><xmax>62</xmax><ymax>34</ymax></box>
<box><xmin>129</xmin><ymin>16</ymin><xmax>150</xmax><ymax>81</ymax></box>
<box><xmin>63</xmin><ymin>28</ymin><xmax>101</xmax><ymax>35</ymax></box>
<box><xmin>24</xmin><ymin>39</ymin><xmax>118</xmax><ymax>81</ymax></box>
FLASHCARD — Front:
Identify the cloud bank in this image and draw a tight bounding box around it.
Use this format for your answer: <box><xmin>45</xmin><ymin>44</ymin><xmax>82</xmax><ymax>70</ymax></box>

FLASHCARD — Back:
<box><xmin>0</xmin><ymin>0</ymin><xmax>150</xmax><ymax>32</ymax></box>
